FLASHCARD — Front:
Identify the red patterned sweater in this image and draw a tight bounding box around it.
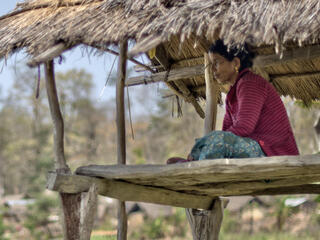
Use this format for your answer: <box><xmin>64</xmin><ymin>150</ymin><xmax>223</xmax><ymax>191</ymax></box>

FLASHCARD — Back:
<box><xmin>223</xmin><ymin>69</ymin><xmax>299</xmax><ymax>156</ymax></box>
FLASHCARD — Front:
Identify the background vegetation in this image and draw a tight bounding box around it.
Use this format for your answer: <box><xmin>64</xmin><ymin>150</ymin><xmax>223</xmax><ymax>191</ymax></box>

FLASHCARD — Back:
<box><xmin>0</xmin><ymin>65</ymin><xmax>319</xmax><ymax>239</ymax></box>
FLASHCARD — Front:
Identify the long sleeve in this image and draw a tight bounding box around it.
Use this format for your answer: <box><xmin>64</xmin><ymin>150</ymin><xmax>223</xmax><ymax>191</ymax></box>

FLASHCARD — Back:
<box><xmin>222</xmin><ymin>104</ymin><xmax>233</xmax><ymax>131</ymax></box>
<box><xmin>226</xmin><ymin>77</ymin><xmax>267</xmax><ymax>137</ymax></box>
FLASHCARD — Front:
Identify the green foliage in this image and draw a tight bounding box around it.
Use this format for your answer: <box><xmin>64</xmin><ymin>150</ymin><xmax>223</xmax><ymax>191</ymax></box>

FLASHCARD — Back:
<box><xmin>130</xmin><ymin>208</ymin><xmax>188</xmax><ymax>239</ymax></box>
<box><xmin>132</xmin><ymin>147</ymin><xmax>146</xmax><ymax>164</ymax></box>
<box><xmin>0</xmin><ymin>214</ymin><xmax>8</xmax><ymax>240</ymax></box>
<box><xmin>24</xmin><ymin>194</ymin><xmax>58</xmax><ymax>240</ymax></box>
<box><xmin>220</xmin><ymin>232</ymin><xmax>315</xmax><ymax>240</ymax></box>
<box><xmin>91</xmin><ymin>236</ymin><xmax>116</xmax><ymax>240</ymax></box>
<box><xmin>314</xmin><ymin>194</ymin><xmax>320</xmax><ymax>203</ymax></box>
<box><xmin>220</xmin><ymin>210</ymin><xmax>239</xmax><ymax>234</ymax></box>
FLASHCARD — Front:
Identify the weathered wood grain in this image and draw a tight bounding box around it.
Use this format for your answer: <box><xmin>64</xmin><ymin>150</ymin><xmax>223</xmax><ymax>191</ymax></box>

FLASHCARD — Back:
<box><xmin>47</xmin><ymin>172</ymin><xmax>214</xmax><ymax>210</ymax></box>
<box><xmin>76</xmin><ymin>154</ymin><xmax>320</xmax><ymax>187</ymax></box>
<box><xmin>47</xmin><ymin>172</ymin><xmax>320</xmax><ymax>201</ymax></box>
<box><xmin>170</xmin><ymin>175</ymin><xmax>320</xmax><ymax>196</ymax></box>
<box><xmin>80</xmin><ymin>184</ymin><xmax>97</xmax><ymax>240</ymax></box>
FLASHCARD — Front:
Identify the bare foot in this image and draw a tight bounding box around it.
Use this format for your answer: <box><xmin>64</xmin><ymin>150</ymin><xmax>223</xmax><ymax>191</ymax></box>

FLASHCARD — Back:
<box><xmin>166</xmin><ymin>157</ymin><xmax>188</xmax><ymax>164</ymax></box>
<box><xmin>166</xmin><ymin>154</ymin><xmax>194</xmax><ymax>164</ymax></box>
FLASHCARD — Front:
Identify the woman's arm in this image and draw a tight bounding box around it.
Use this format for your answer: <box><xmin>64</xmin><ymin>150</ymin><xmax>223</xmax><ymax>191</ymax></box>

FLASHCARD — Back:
<box><xmin>226</xmin><ymin>77</ymin><xmax>267</xmax><ymax>137</ymax></box>
<box><xmin>222</xmin><ymin>104</ymin><xmax>233</xmax><ymax>131</ymax></box>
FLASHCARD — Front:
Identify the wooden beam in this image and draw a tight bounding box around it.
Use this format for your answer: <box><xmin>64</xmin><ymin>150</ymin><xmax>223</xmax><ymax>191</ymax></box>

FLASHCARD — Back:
<box><xmin>47</xmin><ymin>172</ymin><xmax>214</xmax><ymax>210</ymax></box>
<box><xmin>128</xmin><ymin>44</ymin><xmax>320</xmax><ymax>84</ymax></box>
<box><xmin>116</xmin><ymin>40</ymin><xmax>128</xmax><ymax>240</ymax></box>
<box><xmin>174</xmin><ymin>80</ymin><xmax>205</xmax><ymax>118</ymax></box>
<box><xmin>28</xmin><ymin>43</ymin><xmax>72</xmax><ymax>67</ymax></box>
<box><xmin>125</xmin><ymin>65</ymin><xmax>204</xmax><ymax>86</ymax></box>
<box><xmin>152</xmin><ymin>45</ymin><xmax>205</xmax><ymax>118</ymax></box>
<box><xmin>91</xmin><ymin>44</ymin><xmax>156</xmax><ymax>73</ymax></box>
<box><xmin>271</xmin><ymin>71</ymin><xmax>320</xmax><ymax>80</ymax></box>
<box><xmin>250</xmin><ymin>184</ymin><xmax>320</xmax><ymax>195</ymax></box>
<box><xmin>253</xmin><ymin>45</ymin><xmax>320</xmax><ymax>67</ymax></box>
<box><xmin>174</xmin><ymin>175</ymin><xmax>320</xmax><ymax>196</ymax></box>
<box><xmin>154</xmin><ymin>44</ymin><xmax>170</xmax><ymax>69</ymax></box>
<box><xmin>128</xmin><ymin>35</ymin><xmax>163</xmax><ymax>58</ymax></box>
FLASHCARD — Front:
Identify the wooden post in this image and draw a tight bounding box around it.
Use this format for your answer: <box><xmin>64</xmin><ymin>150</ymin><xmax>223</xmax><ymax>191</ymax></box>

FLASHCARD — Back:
<box><xmin>45</xmin><ymin>61</ymin><xmax>97</xmax><ymax>240</ymax></box>
<box><xmin>45</xmin><ymin>60</ymin><xmax>70</xmax><ymax>173</ymax></box>
<box><xmin>45</xmin><ymin>60</ymin><xmax>81</xmax><ymax>240</ymax></box>
<box><xmin>186</xmin><ymin>53</ymin><xmax>223</xmax><ymax>240</ymax></box>
<box><xmin>203</xmin><ymin>53</ymin><xmax>218</xmax><ymax>135</ymax></box>
<box><xmin>116</xmin><ymin>40</ymin><xmax>128</xmax><ymax>240</ymax></box>
<box><xmin>80</xmin><ymin>184</ymin><xmax>98</xmax><ymax>240</ymax></box>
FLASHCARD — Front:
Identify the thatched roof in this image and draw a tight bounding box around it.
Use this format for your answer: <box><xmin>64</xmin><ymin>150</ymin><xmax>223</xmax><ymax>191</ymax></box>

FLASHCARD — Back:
<box><xmin>1</xmin><ymin>0</ymin><xmax>320</xmax><ymax>114</ymax></box>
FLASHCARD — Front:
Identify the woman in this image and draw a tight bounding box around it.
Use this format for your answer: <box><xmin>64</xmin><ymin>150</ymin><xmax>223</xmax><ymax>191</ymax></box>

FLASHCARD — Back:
<box><xmin>167</xmin><ymin>40</ymin><xmax>299</xmax><ymax>164</ymax></box>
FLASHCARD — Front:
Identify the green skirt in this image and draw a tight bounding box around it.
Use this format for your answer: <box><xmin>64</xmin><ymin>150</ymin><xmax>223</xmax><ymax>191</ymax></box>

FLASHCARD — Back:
<box><xmin>190</xmin><ymin>131</ymin><xmax>265</xmax><ymax>160</ymax></box>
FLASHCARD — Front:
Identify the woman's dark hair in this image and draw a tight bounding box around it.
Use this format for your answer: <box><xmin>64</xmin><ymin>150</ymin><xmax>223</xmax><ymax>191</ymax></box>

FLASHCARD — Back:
<box><xmin>209</xmin><ymin>40</ymin><xmax>255</xmax><ymax>72</ymax></box>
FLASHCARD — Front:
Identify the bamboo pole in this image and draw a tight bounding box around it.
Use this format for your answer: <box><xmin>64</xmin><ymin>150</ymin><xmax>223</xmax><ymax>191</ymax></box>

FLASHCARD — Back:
<box><xmin>186</xmin><ymin>53</ymin><xmax>223</xmax><ymax>240</ymax></box>
<box><xmin>116</xmin><ymin>40</ymin><xmax>128</xmax><ymax>240</ymax></box>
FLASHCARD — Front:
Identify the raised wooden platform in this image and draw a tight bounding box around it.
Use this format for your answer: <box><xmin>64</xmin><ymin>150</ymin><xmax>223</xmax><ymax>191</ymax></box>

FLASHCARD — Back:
<box><xmin>47</xmin><ymin>154</ymin><xmax>320</xmax><ymax>210</ymax></box>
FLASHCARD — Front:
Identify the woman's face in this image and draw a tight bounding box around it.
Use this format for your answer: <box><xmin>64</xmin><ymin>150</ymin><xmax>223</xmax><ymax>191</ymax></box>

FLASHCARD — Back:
<box><xmin>209</xmin><ymin>53</ymin><xmax>240</xmax><ymax>85</ymax></box>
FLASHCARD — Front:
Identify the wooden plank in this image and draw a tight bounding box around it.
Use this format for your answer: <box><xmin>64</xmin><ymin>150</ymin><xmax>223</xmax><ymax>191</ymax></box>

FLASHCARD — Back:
<box><xmin>116</xmin><ymin>40</ymin><xmax>128</xmax><ymax>240</ymax></box>
<box><xmin>47</xmin><ymin>172</ymin><xmax>214</xmax><ymax>210</ymax></box>
<box><xmin>28</xmin><ymin>43</ymin><xmax>72</xmax><ymax>67</ymax></box>
<box><xmin>75</xmin><ymin>154</ymin><xmax>320</xmax><ymax>186</ymax></box>
<box><xmin>250</xmin><ymin>184</ymin><xmax>320</xmax><ymax>195</ymax></box>
<box><xmin>172</xmin><ymin>175</ymin><xmax>320</xmax><ymax>196</ymax></box>
<box><xmin>125</xmin><ymin>65</ymin><xmax>204</xmax><ymax>86</ymax></box>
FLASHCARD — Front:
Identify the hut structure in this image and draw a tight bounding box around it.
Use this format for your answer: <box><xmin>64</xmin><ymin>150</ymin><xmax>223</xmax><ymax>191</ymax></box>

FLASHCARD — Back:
<box><xmin>1</xmin><ymin>0</ymin><xmax>320</xmax><ymax>239</ymax></box>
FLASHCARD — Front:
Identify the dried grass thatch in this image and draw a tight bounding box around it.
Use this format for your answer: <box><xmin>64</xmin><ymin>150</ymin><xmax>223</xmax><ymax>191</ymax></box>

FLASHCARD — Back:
<box><xmin>1</xmin><ymin>0</ymin><xmax>320</xmax><ymax>109</ymax></box>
